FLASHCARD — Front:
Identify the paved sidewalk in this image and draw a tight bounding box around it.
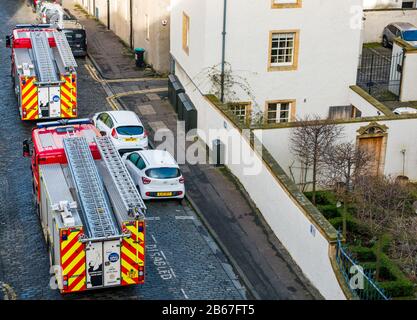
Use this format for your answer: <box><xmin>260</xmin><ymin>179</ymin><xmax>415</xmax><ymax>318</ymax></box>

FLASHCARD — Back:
<box><xmin>67</xmin><ymin>4</ymin><xmax>323</xmax><ymax>300</ymax></box>
<box><xmin>66</xmin><ymin>1</ymin><xmax>154</xmax><ymax>79</ymax></box>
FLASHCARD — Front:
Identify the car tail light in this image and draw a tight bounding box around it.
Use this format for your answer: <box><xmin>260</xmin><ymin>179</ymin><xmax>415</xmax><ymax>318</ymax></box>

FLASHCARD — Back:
<box><xmin>179</xmin><ymin>177</ymin><xmax>185</xmax><ymax>184</ymax></box>
<box><xmin>111</xmin><ymin>128</ymin><xmax>118</xmax><ymax>139</ymax></box>
<box><xmin>145</xmin><ymin>192</ymin><xmax>151</xmax><ymax>196</ymax></box>
<box><xmin>142</xmin><ymin>177</ymin><xmax>151</xmax><ymax>185</ymax></box>
<box><xmin>178</xmin><ymin>191</ymin><xmax>183</xmax><ymax>196</ymax></box>
<box><xmin>143</xmin><ymin>130</ymin><xmax>148</xmax><ymax>138</ymax></box>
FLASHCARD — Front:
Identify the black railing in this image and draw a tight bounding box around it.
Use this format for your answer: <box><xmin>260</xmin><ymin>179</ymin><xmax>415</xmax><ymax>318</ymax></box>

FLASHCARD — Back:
<box><xmin>357</xmin><ymin>51</ymin><xmax>403</xmax><ymax>101</ymax></box>
<box><xmin>335</xmin><ymin>236</ymin><xmax>389</xmax><ymax>300</ymax></box>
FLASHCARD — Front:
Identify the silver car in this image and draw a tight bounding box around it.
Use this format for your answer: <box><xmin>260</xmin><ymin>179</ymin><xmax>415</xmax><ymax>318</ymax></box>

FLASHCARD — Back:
<box><xmin>382</xmin><ymin>22</ymin><xmax>417</xmax><ymax>47</ymax></box>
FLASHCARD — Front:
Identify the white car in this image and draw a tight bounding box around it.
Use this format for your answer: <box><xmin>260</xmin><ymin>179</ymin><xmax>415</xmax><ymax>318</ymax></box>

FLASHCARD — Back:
<box><xmin>393</xmin><ymin>107</ymin><xmax>417</xmax><ymax>115</ymax></box>
<box><xmin>122</xmin><ymin>150</ymin><xmax>185</xmax><ymax>200</ymax></box>
<box><xmin>92</xmin><ymin>110</ymin><xmax>148</xmax><ymax>154</ymax></box>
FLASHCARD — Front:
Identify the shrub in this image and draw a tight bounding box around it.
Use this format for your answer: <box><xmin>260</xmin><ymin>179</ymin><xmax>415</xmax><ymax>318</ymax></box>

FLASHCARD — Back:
<box><xmin>304</xmin><ymin>191</ymin><xmax>333</xmax><ymax>205</ymax></box>
<box><xmin>350</xmin><ymin>246</ymin><xmax>376</xmax><ymax>262</ymax></box>
<box><xmin>317</xmin><ymin>204</ymin><xmax>340</xmax><ymax>219</ymax></box>
<box><xmin>361</xmin><ymin>252</ymin><xmax>415</xmax><ymax>298</ymax></box>
<box><xmin>329</xmin><ymin>215</ymin><xmax>357</xmax><ymax>232</ymax></box>
<box><xmin>379</xmin><ymin>279</ymin><xmax>414</xmax><ymax>298</ymax></box>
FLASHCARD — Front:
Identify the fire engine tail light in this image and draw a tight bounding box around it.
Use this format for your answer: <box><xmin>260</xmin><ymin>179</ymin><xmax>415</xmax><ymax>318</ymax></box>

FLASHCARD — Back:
<box><xmin>138</xmin><ymin>266</ymin><xmax>144</xmax><ymax>280</ymax></box>
<box><xmin>63</xmin><ymin>275</ymin><xmax>68</xmax><ymax>289</ymax></box>
<box><xmin>138</xmin><ymin>222</ymin><xmax>144</xmax><ymax>233</ymax></box>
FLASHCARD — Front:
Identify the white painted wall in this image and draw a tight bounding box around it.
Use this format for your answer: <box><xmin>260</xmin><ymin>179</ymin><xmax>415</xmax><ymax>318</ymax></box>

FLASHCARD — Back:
<box><xmin>363</xmin><ymin>9</ymin><xmax>417</xmax><ymax>43</ymax></box>
<box><xmin>255</xmin><ymin>117</ymin><xmax>417</xmax><ymax>185</ymax></box>
<box><xmin>400</xmin><ymin>51</ymin><xmax>417</xmax><ymax>101</ymax></box>
<box><xmin>171</xmin><ymin>0</ymin><xmax>363</xmax><ymax>119</ymax></box>
<box><xmin>363</xmin><ymin>0</ymin><xmax>403</xmax><ymax>9</ymax></box>
<box><xmin>72</xmin><ymin>0</ymin><xmax>171</xmax><ymax>73</ymax></box>
<box><xmin>349</xmin><ymin>88</ymin><xmax>387</xmax><ymax>116</ymax></box>
<box><xmin>175</xmin><ymin>62</ymin><xmax>346</xmax><ymax>300</ymax></box>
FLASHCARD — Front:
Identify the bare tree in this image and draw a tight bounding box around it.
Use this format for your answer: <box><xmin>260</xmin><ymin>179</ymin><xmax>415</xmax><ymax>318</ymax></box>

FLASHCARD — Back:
<box><xmin>352</xmin><ymin>175</ymin><xmax>415</xmax><ymax>280</ymax></box>
<box><xmin>321</xmin><ymin>142</ymin><xmax>372</xmax><ymax>239</ymax></box>
<box><xmin>289</xmin><ymin>115</ymin><xmax>344</xmax><ymax>205</ymax></box>
<box><xmin>389</xmin><ymin>216</ymin><xmax>417</xmax><ymax>279</ymax></box>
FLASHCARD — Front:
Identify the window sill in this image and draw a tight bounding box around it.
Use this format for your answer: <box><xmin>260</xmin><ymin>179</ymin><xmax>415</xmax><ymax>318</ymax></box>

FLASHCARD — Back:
<box><xmin>271</xmin><ymin>1</ymin><xmax>302</xmax><ymax>9</ymax></box>
<box><xmin>271</xmin><ymin>2</ymin><xmax>302</xmax><ymax>9</ymax></box>
<box><xmin>267</xmin><ymin>64</ymin><xmax>298</xmax><ymax>72</ymax></box>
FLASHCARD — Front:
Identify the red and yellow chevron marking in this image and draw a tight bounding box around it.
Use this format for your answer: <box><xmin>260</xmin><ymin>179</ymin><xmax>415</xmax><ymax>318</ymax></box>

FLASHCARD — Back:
<box><xmin>60</xmin><ymin>228</ymin><xmax>86</xmax><ymax>293</ymax></box>
<box><xmin>60</xmin><ymin>74</ymin><xmax>77</xmax><ymax>118</ymax></box>
<box><xmin>121</xmin><ymin>220</ymin><xmax>145</xmax><ymax>286</ymax></box>
<box><xmin>20</xmin><ymin>77</ymin><xmax>39</xmax><ymax>121</ymax></box>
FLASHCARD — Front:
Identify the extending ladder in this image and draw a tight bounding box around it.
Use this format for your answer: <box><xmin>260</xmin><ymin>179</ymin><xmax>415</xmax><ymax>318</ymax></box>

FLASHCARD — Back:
<box><xmin>30</xmin><ymin>31</ymin><xmax>59</xmax><ymax>83</ymax></box>
<box><xmin>95</xmin><ymin>136</ymin><xmax>147</xmax><ymax>219</ymax></box>
<box><xmin>53</xmin><ymin>30</ymin><xmax>77</xmax><ymax>70</ymax></box>
<box><xmin>63</xmin><ymin>136</ymin><xmax>119</xmax><ymax>238</ymax></box>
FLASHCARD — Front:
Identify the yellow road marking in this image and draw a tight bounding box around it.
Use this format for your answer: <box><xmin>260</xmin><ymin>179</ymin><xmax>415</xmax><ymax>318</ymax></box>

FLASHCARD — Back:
<box><xmin>84</xmin><ymin>64</ymin><xmax>167</xmax><ymax>83</ymax></box>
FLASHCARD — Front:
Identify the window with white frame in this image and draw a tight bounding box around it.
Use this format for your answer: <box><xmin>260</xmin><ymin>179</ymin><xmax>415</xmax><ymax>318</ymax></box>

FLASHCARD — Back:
<box><xmin>266</xmin><ymin>101</ymin><xmax>293</xmax><ymax>123</ymax></box>
<box><xmin>229</xmin><ymin>102</ymin><xmax>251</xmax><ymax>123</ymax></box>
<box><xmin>270</xmin><ymin>32</ymin><xmax>296</xmax><ymax>67</ymax></box>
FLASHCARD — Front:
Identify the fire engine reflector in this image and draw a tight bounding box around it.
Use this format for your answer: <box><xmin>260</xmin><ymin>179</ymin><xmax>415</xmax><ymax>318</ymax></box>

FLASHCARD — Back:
<box><xmin>86</xmin><ymin>242</ymin><xmax>104</xmax><ymax>288</ymax></box>
<box><xmin>103</xmin><ymin>240</ymin><xmax>121</xmax><ymax>286</ymax></box>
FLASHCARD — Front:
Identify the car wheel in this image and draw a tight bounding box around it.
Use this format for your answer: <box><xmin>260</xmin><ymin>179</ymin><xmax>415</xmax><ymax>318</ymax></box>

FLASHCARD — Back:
<box><xmin>382</xmin><ymin>36</ymin><xmax>388</xmax><ymax>48</ymax></box>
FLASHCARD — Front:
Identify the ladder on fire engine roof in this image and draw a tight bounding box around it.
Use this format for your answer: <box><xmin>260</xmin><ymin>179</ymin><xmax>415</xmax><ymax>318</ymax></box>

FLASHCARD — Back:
<box><xmin>53</xmin><ymin>30</ymin><xmax>78</xmax><ymax>70</ymax></box>
<box><xmin>95</xmin><ymin>136</ymin><xmax>147</xmax><ymax>219</ymax></box>
<box><xmin>63</xmin><ymin>136</ymin><xmax>119</xmax><ymax>238</ymax></box>
<box><xmin>30</xmin><ymin>31</ymin><xmax>59</xmax><ymax>83</ymax></box>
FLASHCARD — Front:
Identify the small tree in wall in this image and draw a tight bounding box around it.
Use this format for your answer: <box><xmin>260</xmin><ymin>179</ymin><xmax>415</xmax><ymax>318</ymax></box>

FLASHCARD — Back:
<box><xmin>193</xmin><ymin>62</ymin><xmax>263</xmax><ymax>124</ymax></box>
<box><xmin>289</xmin><ymin>115</ymin><xmax>344</xmax><ymax>205</ymax></box>
<box><xmin>321</xmin><ymin>142</ymin><xmax>371</xmax><ymax>239</ymax></box>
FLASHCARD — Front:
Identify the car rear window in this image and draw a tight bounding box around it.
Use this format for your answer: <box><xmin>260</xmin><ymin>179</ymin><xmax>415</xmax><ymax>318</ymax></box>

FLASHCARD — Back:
<box><xmin>146</xmin><ymin>168</ymin><xmax>181</xmax><ymax>179</ymax></box>
<box><xmin>116</xmin><ymin>126</ymin><xmax>144</xmax><ymax>136</ymax></box>
<box><xmin>63</xmin><ymin>29</ymin><xmax>86</xmax><ymax>40</ymax></box>
<box><xmin>403</xmin><ymin>30</ymin><xmax>417</xmax><ymax>41</ymax></box>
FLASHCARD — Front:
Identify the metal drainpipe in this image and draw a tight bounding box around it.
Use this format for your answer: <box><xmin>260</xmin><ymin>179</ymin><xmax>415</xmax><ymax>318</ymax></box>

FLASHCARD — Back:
<box><xmin>107</xmin><ymin>0</ymin><xmax>110</xmax><ymax>30</ymax></box>
<box><xmin>130</xmin><ymin>0</ymin><xmax>134</xmax><ymax>49</ymax></box>
<box><xmin>220</xmin><ymin>0</ymin><xmax>227</xmax><ymax>103</ymax></box>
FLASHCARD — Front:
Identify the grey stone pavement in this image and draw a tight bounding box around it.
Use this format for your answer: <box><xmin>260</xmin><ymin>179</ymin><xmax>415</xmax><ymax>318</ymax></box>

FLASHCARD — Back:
<box><xmin>64</xmin><ymin>1</ymin><xmax>323</xmax><ymax>300</ymax></box>
<box><xmin>0</xmin><ymin>0</ymin><xmax>245</xmax><ymax>300</ymax></box>
<box><xmin>66</xmin><ymin>1</ymin><xmax>155</xmax><ymax>79</ymax></box>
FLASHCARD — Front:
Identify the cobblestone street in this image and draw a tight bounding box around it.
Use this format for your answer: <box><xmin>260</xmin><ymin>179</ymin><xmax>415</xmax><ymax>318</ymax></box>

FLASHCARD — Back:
<box><xmin>0</xmin><ymin>0</ymin><xmax>246</xmax><ymax>300</ymax></box>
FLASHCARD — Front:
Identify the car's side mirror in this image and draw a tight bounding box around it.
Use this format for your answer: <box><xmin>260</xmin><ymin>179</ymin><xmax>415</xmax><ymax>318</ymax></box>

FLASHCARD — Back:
<box><xmin>100</xmin><ymin>131</ymin><xmax>107</xmax><ymax>136</ymax></box>
<box><xmin>5</xmin><ymin>35</ymin><xmax>11</xmax><ymax>48</ymax></box>
<box><xmin>23</xmin><ymin>139</ymin><xmax>32</xmax><ymax>158</ymax></box>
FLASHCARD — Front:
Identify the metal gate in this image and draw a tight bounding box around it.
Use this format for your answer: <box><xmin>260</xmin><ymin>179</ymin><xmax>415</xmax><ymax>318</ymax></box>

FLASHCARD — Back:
<box><xmin>356</xmin><ymin>50</ymin><xmax>403</xmax><ymax>101</ymax></box>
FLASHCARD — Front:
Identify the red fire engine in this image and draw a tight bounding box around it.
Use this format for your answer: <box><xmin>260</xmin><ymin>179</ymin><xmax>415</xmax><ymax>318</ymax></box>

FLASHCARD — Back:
<box><xmin>24</xmin><ymin>119</ymin><xmax>146</xmax><ymax>293</ymax></box>
<box><xmin>6</xmin><ymin>25</ymin><xmax>77</xmax><ymax>121</ymax></box>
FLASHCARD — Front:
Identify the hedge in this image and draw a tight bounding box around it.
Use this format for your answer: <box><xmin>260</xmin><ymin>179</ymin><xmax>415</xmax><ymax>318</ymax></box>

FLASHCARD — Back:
<box><xmin>349</xmin><ymin>246</ymin><xmax>376</xmax><ymax>262</ymax></box>
<box><xmin>317</xmin><ymin>204</ymin><xmax>340</xmax><ymax>219</ymax></box>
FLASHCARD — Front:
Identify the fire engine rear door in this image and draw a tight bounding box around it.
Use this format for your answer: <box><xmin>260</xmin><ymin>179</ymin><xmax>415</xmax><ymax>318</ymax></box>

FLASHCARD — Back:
<box><xmin>86</xmin><ymin>242</ymin><xmax>103</xmax><ymax>288</ymax></box>
<box><xmin>49</xmin><ymin>86</ymin><xmax>61</xmax><ymax>118</ymax></box>
<box><xmin>103</xmin><ymin>240</ymin><xmax>121</xmax><ymax>286</ymax></box>
<box><xmin>38</xmin><ymin>87</ymin><xmax>49</xmax><ymax>118</ymax></box>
